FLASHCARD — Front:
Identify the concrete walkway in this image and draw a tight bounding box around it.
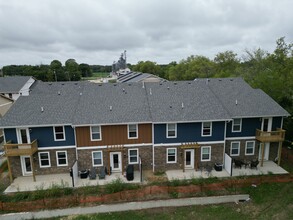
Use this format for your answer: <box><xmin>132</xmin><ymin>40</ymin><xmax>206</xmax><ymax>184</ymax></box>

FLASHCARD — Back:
<box><xmin>0</xmin><ymin>194</ymin><xmax>249</xmax><ymax>220</ymax></box>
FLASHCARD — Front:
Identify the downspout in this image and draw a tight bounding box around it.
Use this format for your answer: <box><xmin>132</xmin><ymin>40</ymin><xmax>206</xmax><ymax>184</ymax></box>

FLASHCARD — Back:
<box><xmin>72</xmin><ymin>125</ymin><xmax>78</xmax><ymax>161</ymax></box>
<box><xmin>152</xmin><ymin>123</ymin><xmax>155</xmax><ymax>173</ymax></box>
<box><xmin>223</xmin><ymin>121</ymin><xmax>227</xmax><ymax>165</ymax></box>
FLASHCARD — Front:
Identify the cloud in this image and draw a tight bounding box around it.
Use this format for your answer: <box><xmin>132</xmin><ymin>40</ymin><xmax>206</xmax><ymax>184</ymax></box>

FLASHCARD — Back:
<box><xmin>0</xmin><ymin>0</ymin><xmax>292</xmax><ymax>67</ymax></box>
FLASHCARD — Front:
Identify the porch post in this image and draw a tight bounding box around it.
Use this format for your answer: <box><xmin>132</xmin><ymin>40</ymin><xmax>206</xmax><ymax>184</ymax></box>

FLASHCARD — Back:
<box><xmin>195</xmin><ymin>148</ymin><xmax>199</xmax><ymax>171</ymax></box>
<box><xmin>261</xmin><ymin>142</ymin><xmax>265</xmax><ymax>167</ymax></box>
<box><xmin>6</xmin><ymin>156</ymin><xmax>13</xmax><ymax>183</ymax></box>
<box><xmin>108</xmin><ymin>150</ymin><xmax>111</xmax><ymax>176</ymax></box>
<box><xmin>30</xmin><ymin>155</ymin><xmax>36</xmax><ymax>182</ymax></box>
<box><xmin>277</xmin><ymin>141</ymin><xmax>283</xmax><ymax>166</ymax></box>
<box><xmin>122</xmin><ymin>147</ymin><xmax>125</xmax><ymax>175</ymax></box>
<box><xmin>183</xmin><ymin>149</ymin><xmax>185</xmax><ymax>172</ymax></box>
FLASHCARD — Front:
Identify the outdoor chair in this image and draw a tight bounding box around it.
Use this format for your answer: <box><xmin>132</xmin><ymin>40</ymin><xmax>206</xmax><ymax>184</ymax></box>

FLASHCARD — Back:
<box><xmin>234</xmin><ymin>159</ymin><xmax>243</xmax><ymax>169</ymax></box>
<box><xmin>79</xmin><ymin>169</ymin><xmax>89</xmax><ymax>179</ymax></box>
<box><xmin>98</xmin><ymin>166</ymin><xmax>106</xmax><ymax>179</ymax></box>
<box><xmin>89</xmin><ymin>167</ymin><xmax>97</xmax><ymax>180</ymax></box>
<box><xmin>250</xmin><ymin>159</ymin><xmax>259</xmax><ymax>170</ymax></box>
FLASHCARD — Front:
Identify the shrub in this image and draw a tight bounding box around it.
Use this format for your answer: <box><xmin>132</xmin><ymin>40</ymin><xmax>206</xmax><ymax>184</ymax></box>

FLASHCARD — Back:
<box><xmin>105</xmin><ymin>178</ymin><xmax>127</xmax><ymax>194</ymax></box>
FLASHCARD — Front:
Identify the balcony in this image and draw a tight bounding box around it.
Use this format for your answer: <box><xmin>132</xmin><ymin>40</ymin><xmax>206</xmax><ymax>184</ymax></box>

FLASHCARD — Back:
<box><xmin>255</xmin><ymin>129</ymin><xmax>285</xmax><ymax>143</ymax></box>
<box><xmin>4</xmin><ymin>140</ymin><xmax>38</xmax><ymax>156</ymax></box>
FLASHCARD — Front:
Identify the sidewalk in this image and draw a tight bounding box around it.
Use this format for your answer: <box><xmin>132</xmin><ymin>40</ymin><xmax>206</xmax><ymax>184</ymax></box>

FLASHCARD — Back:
<box><xmin>0</xmin><ymin>194</ymin><xmax>249</xmax><ymax>220</ymax></box>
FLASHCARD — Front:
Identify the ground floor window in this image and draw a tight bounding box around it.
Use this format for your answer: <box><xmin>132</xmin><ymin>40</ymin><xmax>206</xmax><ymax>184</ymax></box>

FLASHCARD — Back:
<box><xmin>56</xmin><ymin>151</ymin><xmax>68</xmax><ymax>166</ymax></box>
<box><xmin>38</xmin><ymin>152</ymin><xmax>51</xmax><ymax>168</ymax></box>
<box><xmin>166</xmin><ymin>148</ymin><xmax>177</xmax><ymax>163</ymax></box>
<box><xmin>201</xmin><ymin>146</ymin><xmax>211</xmax><ymax>161</ymax></box>
<box><xmin>230</xmin><ymin>142</ymin><xmax>240</xmax><ymax>156</ymax></box>
<box><xmin>92</xmin><ymin>151</ymin><xmax>103</xmax><ymax>166</ymax></box>
<box><xmin>245</xmin><ymin>141</ymin><xmax>255</xmax><ymax>155</ymax></box>
<box><xmin>128</xmin><ymin>149</ymin><xmax>139</xmax><ymax>164</ymax></box>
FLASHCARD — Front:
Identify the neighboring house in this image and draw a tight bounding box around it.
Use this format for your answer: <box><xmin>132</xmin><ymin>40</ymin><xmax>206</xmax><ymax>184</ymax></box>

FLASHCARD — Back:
<box><xmin>0</xmin><ymin>78</ymin><xmax>289</xmax><ymax>182</ymax></box>
<box><xmin>117</xmin><ymin>72</ymin><xmax>164</xmax><ymax>83</ymax></box>
<box><xmin>0</xmin><ymin>94</ymin><xmax>14</xmax><ymax>144</ymax></box>
<box><xmin>0</xmin><ymin>76</ymin><xmax>35</xmax><ymax>100</ymax></box>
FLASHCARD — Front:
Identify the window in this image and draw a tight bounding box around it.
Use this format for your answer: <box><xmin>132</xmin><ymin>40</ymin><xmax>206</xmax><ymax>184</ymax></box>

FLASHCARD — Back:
<box><xmin>167</xmin><ymin>123</ymin><xmax>177</xmax><ymax>138</ymax></box>
<box><xmin>202</xmin><ymin>122</ymin><xmax>212</xmax><ymax>136</ymax></box>
<box><xmin>56</xmin><ymin>151</ymin><xmax>68</xmax><ymax>166</ymax></box>
<box><xmin>245</xmin><ymin>141</ymin><xmax>255</xmax><ymax>155</ymax></box>
<box><xmin>54</xmin><ymin>126</ymin><xmax>65</xmax><ymax>141</ymax></box>
<box><xmin>128</xmin><ymin>149</ymin><xmax>139</xmax><ymax>164</ymax></box>
<box><xmin>230</xmin><ymin>142</ymin><xmax>240</xmax><ymax>156</ymax></box>
<box><xmin>167</xmin><ymin>148</ymin><xmax>177</xmax><ymax>163</ymax></box>
<box><xmin>232</xmin><ymin>119</ymin><xmax>242</xmax><ymax>132</ymax></box>
<box><xmin>201</xmin><ymin>146</ymin><xmax>211</xmax><ymax>161</ymax></box>
<box><xmin>38</xmin><ymin>152</ymin><xmax>51</xmax><ymax>168</ymax></box>
<box><xmin>91</xmin><ymin>126</ymin><xmax>101</xmax><ymax>141</ymax></box>
<box><xmin>128</xmin><ymin>124</ymin><xmax>138</xmax><ymax>139</ymax></box>
<box><xmin>92</xmin><ymin>151</ymin><xmax>103</xmax><ymax>166</ymax></box>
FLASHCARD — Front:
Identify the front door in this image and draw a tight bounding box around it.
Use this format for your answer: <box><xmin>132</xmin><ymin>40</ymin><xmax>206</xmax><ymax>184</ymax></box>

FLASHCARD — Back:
<box><xmin>185</xmin><ymin>149</ymin><xmax>194</xmax><ymax>169</ymax></box>
<box><xmin>110</xmin><ymin>152</ymin><xmax>122</xmax><ymax>172</ymax></box>
<box><xmin>20</xmin><ymin>156</ymin><xmax>32</xmax><ymax>176</ymax></box>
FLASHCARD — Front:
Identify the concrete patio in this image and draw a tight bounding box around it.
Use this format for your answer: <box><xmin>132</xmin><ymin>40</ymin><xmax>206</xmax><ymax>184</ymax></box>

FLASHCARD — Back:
<box><xmin>4</xmin><ymin>171</ymin><xmax>141</xmax><ymax>193</ymax></box>
<box><xmin>166</xmin><ymin>160</ymin><xmax>288</xmax><ymax>180</ymax></box>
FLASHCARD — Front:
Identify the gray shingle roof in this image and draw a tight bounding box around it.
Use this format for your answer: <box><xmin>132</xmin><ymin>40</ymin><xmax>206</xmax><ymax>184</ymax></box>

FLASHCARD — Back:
<box><xmin>0</xmin><ymin>76</ymin><xmax>33</xmax><ymax>93</ymax></box>
<box><xmin>0</xmin><ymin>78</ymin><xmax>289</xmax><ymax>128</ymax></box>
<box><xmin>201</xmin><ymin>78</ymin><xmax>290</xmax><ymax>118</ymax></box>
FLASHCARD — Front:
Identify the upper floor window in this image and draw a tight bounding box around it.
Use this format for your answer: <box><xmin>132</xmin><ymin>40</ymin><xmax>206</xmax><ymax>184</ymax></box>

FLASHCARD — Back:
<box><xmin>167</xmin><ymin>123</ymin><xmax>177</xmax><ymax>138</ymax></box>
<box><xmin>128</xmin><ymin>124</ymin><xmax>138</xmax><ymax>139</ymax></box>
<box><xmin>202</xmin><ymin>122</ymin><xmax>212</xmax><ymax>136</ymax></box>
<box><xmin>232</xmin><ymin>119</ymin><xmax>242</xmax><ymax>132</ymax></box>
<box><xmin>245</xmin><ymin>141</ymin><xmax>255</xmax><ymax>155</ymax></box>
<box><xmin>91</xmin><ymin>126</ymin><xmax>101</xmax><ymax>141</ymax></box>
<box><xmin>230</xmin><ymin>142</ymin><xmax>240</xmax><ymax>156</ymax></box>
<box><xmin>166</xmin><ymin>148</ymin><xmax>177</xmax><ymax>163</ymax></box>
<box><xmin>128</xmin><ymin>149</ymin><xmax>139</xmax><ymax>164</ymax></box>
<box><xmin>54</xmin><ymin>126</ymin><xmax>65</xmax><ymax>141</ymax></box>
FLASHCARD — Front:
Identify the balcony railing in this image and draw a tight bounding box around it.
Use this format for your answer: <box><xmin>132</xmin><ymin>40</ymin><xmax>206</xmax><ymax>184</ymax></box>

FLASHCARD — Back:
<box><xmin>256</xmin><ymin>129</ymin><xmax>285</xmax><ymax>142</ymax></box>
<box><xmin>4</xmin><ymin>140</ymin><xmax>38</xmax><ymax>156</ymax></box>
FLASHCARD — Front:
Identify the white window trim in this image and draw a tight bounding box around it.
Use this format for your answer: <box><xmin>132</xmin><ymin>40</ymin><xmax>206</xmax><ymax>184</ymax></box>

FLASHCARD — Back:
<box><xmin>201</xmin><ymin>146</ymin><xmax>211</xmax><ymax>161</ymax></box>
<box><xmin>38</xmin><ymin>152</ymin><xmax>51</xmax><ymax>168</ymax></box>
<box><xmin>128</xmin><ymin>148</ymin><xmax>139</xmax><ymax>164</ymax></box>
<box><xmin>56</xmin><ymin>151</ymin><xmax>68</xmax><ymax>166</ymax></box>
<box><xmin>128</xmin><ymin>124</ymin><xmax>138</xmax><ymax>139</ymax></box>
<box><xmin>166</xmin><ymin>123</ymin><xmax>177</xmax><ymax>138</ymax></box>
<box><xmin>232</xmin><ymin>119</ymin><xmax>242</xmax><ymax>132</ymax></box>
<box><xmin>16</xmin><ymin>128</ymin><xmax>31</xmax><ymax>144</ymax></box>
<box><xmin>245</xmin><ymin>141</ymin><xmax>255</xmax><ymax>155</ymax></box>
<box><xmin>92</xmin><ymin>151</ymin><xmax>103</xmax><ymax>167</ymax></box>
<box><xmin>166</xmin><ymin>148</ymin><xmax>177</xmax><ymax>163</ymax></box>
<box><xmin>201</xmin><ymin>122</ymin><xmax>212</xmax><ymax>137</ymax></box>
<box><xmin>90</xmin><ymin>126</ymin><xmax>102</xmax><ymax>141</ymax></box>
<box><xmin>230</xmin><ymin>141</ymin><xmax>240</xmax><ymax>156</ymax></box>
<box><xmin>53</xmin><ymin>126</ymin><xmax>66</xmax><ymax>141</ymax></box>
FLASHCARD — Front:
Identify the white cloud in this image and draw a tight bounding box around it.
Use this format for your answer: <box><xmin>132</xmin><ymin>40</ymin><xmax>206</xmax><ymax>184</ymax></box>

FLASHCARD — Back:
<box><xmin>0</xmin><ymin>0</ymin><xmax>292</xmax><ymax>67</ymax></box>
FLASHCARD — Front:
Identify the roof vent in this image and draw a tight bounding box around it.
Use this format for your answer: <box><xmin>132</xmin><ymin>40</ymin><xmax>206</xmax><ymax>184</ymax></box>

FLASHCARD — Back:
<box><xmin>123</xmin><ymin>88</ymin><xmax>125</xmax><ymax>92</ymax></box>
<box><xmin>61</xmin><ymin>83</ymin><xmax>65</xmax><ymax>85</ymax></box>
<box><xmin>174</xmin><ymin>82</ymin><xmax>177</xmax><ymax>85</ymax></box>
<box><xmin>230</xmin><ymin>79</ymin><xmax>234</xmax><ymax>81</ymax></box>
<box><xmin>80</xmin><ymin>92</ymin><xmax>82</xmax><ymax>96</ymax></box>
<box><xmin>98</xmin><ymin>84</ymin><xmax>102</xmax><ymax>86</ymax></box>
<box><xmin>110</xmin><ymin>106</ymin><xmax>112</xmax><ymax>111</ymax></box>
<box><xmin>128</xmin><ymin>83</ymin><xmax>131</xmax><ymax>86</ymax></box>
<box><xmin>41</xmin><ymin>107</ymin><xmax>44</xmax><ymax>112</ymax></box>
<box><xmin>219</xmin><ymin>79</ymin><xmax>222</xmax><ymax>81</ymax></box>
<box><xmin>182</xmin><ymin>102</ymin><xmax>184</xmax><ymax>109</ymax></box>
<box><xmin>142</xmin><ymin>82</ymin><xmax>145</xmax><ymax>88</ymax></box>
<box><xmin>159</xmin><ymin>83</ymin><xmax>162</xmax><ymax>85</ymax></box>
<box><xmin>58</xmin><ymin>91</ymin><xmax>61</xmax><ymax>95</ymax></box>
<box><xmin>167</xmin><ymin>86</ymin><xmax>170</xmax><ymax>90</ymax></box>
<box><xmin>114</xmin><ymin>84</ymin><xmax>117</xmax><ymax>86</ymax></box>
<box><xmin>170</xmin><ymin>105</ymin><xmax>172</xmax><ymax>108</ymax></box>
<box><xmin>48</xmin><ymin>83</ymin><xmax>52</xmax><ymax>85</ymax></box>
<box><xmin>150</xmin><ymin>88</ymin><xmax>152</xmax><ymax>95</ymax></box>
<box><xmin>75</xmin><ymin>82</ymin><xmax>78</xmax><ymax>85</ymax></box>
<box><xmin>188</xmin><ymin>82</ymin><xmax>191</xmax><ymax>85</ymax></box>
<box><xmin>235</xmin><ymin>99</ymin><xmax>238</xmax><ymax>105</ymax></box>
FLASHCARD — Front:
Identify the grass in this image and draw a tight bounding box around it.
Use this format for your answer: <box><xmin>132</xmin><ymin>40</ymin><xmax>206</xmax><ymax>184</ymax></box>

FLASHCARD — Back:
<box><xmin>82</xmin><ymin>72</ymin><xmax>110</xmax><ymax>80</ymax></box>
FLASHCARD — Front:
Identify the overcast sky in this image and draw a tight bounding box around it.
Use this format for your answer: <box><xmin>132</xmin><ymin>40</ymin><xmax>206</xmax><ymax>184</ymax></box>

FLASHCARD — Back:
<box><xmin>0</xmin><ymin>0</ymin><xmax>292</xmax><ymax>67</ymax></box>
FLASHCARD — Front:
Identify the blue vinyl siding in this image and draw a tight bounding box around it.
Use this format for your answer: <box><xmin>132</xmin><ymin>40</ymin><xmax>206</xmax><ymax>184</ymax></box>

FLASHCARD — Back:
<box><xmin>4</xmin><ymin>128</ymin><xmax>18</xmax><ymax>143</ymax></box>
<box><xmin>154</xmin><ymin>122</ymin><xmax>225</xmax><ymax>144</ymax></box>
<box><xmin>226</xmin><ymin>118</ymin><xmax>261</xmax><ymax>137</ymax></box>
<box><xmin>272</xmin><ymin>117</ymin><xmax>282</xmax><ymax>130</ymax></box>
<box><xmin>30</xmin><ymin>126</ymin><xmax>75</xmax><ymax>147</ymax></box>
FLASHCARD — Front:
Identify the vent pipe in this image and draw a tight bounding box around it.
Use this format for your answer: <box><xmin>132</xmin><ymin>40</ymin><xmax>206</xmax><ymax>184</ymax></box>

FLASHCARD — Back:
<box><xmin>150</xmin><ymin>88</ymin><xmax>152</xmax><ymax>95</ymax></box>
<box><xmin>41</xmin><ymin>107</ymin><xmax>44</xmax><ymax>112</ymax></box>
<box><xmin>182</xmin><ymin>102</ymin><xmax>184</xmax><ymax>109</ymax></box>
<box><xmin>236</xmin><ymin>99</ymin><xmax>238</xmax><ymax>105</ymax></box>
<box><xmin>110</xmin><ymin>106</ymin><xmax>112</xmax><ymax>111</ymax></box>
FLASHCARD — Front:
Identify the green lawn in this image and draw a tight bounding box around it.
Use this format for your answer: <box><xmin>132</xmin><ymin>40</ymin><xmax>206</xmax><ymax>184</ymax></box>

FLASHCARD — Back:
<box><xmin>82</xmin><ymin>72</ymin><xmax>110</xmax><ymax>80</ymax></box>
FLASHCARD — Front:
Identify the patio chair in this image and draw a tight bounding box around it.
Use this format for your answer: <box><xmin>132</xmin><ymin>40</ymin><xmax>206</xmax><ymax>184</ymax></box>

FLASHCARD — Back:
<box><xmin>89</xmin><ymin>167</ymin><xmax>97</xmax><ymax>180</ymax></box>
<box><xmin>98</xmin><ymin>166</ymin><xmax>106</xmax><ymax>179</ymax></box>
<box><xmin>234</xmin><ymin>159</ymin><xmax>243</xmax><ymax>169</ymax></box>
<box><xmin>79</xmin><ymin>169</ymin><xmax>89</xmax><ymax>179</ymax></box>
<box><xmin>250</xmin><ymin>159</ymin><xmax>259</xmax><ymax>170</ymax></box>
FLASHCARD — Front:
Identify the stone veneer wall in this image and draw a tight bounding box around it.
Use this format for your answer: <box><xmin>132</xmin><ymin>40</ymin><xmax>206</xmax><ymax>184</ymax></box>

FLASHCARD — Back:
<box><xmin>225</xmin><ymin>139</ymin><xmax>258</xmax><ymax>161</ymax></box>
<box><xmin>9</xmin><ymin>148</ymin><xmax>76</xmax><ymax>178</ymax></box>
<box><xmin>154</xmin><ymin>144</ymin><xmax>224</xmax><ymax>172</ymax></box>
<box><xmin>77</xmin><ymin>146</ymin><xmax>153</xmax><ymax>173</ymax></box>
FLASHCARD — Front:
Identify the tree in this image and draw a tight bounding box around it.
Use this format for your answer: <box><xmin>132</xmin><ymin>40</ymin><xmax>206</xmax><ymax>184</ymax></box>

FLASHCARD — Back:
<box><xmin>65</xmin><ymin>59</ymin><xmax>81</xmax><ymax>81</ymax></box>
<box><xmin>50</xmin><ymin>60</ymin><xmax>66</xmax><ymax>81</ymax></box>
<box><xmin>79</xmin><ymin>63</ymin><xmax>92</xmax><ymax>77</ymax></box>
<box><xmin>214</xmin><ymin>51</ymin><xmax>240</xmax><ymax>77</ymax></box>
<box><xmin>132</xmin><ymin>61</ymin><xmax>162</xmax><ymax>76</ymax></box>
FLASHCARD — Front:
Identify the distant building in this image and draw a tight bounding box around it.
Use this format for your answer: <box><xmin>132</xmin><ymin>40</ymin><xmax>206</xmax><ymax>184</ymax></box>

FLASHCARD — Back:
<box><xmin>112</xmin><ymin>51</ymin><xmax>131</xmax><ymax>75</ymax></box>
<box><xmin>117</xmin><ymin>71</ymin><xmax>166</xmax><ymax>83</ymax></box>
